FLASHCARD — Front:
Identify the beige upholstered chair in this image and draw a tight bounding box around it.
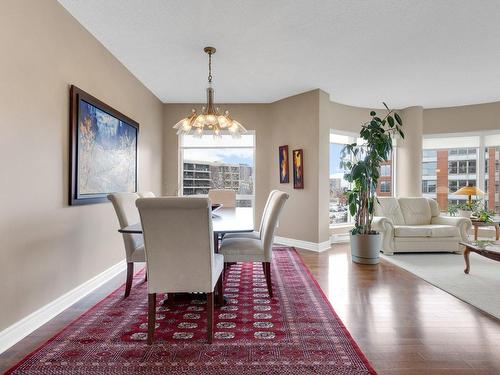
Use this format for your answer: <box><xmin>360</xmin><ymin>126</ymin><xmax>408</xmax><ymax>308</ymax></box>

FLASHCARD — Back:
<box><xmin>138</xmin><ymin>191</ymin><xmax>155</xmax><ymax>198</ymax></box>
<box><xmin>219</xmin><ymin>191</ymin><xmax>289</xmax><ymax>298</ymax></box>
<box><xmin>208</xmin><ymin>189</ymin><xmax>236</xmax><ymax>208</ymax></box>
<box><xmin>136</xmin><ymin>197</ymin><xmax>224</xmax><ymax>345</ymax></box>
<box><xmin>107</xmin><ymin>193</ymin><xmax>145</xmax><ymax>298</ymax></box>
<box><xmin>224</xmin><ymin>190</ymin><xmax>279</xmax><ymax>240</ymax></box>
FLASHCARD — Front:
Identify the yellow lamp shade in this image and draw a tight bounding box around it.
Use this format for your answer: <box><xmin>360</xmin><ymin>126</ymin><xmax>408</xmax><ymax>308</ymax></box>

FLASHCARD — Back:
<box><xmin>453</xmin><ymin>186</ymin><xmax>485</xmax><ymax>196</ymax></box>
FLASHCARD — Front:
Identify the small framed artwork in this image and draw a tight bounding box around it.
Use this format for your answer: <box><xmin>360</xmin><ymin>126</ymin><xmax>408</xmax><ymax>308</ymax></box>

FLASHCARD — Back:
<box><xmin>69</xmin><ymin>85</ymin><xmax>139</xmax><ymax>205</ymax></box>
<box><xmin>293</xmin><ymin>149</ymin><xmax>304</xmax><ymax>189</ymax></box>
<box><xmin>279</xmin><ymin>145</ymin><xmax>289</xmax><ymax>183</ymax></box>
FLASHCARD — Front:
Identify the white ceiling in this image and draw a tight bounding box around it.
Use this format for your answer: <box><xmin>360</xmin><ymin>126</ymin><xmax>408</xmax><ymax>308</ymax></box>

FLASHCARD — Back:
<box><xmin>58</xmin><ymin>0</ymin><xmax>500</xmax><ymax>108</ymax></box>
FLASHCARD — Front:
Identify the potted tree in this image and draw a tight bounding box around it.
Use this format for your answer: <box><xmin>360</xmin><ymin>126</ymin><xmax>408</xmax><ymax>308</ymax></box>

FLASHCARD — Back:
<box><xmin>340</xmin><ymin>104</ymin><xmax>404</xmax><ymax>264</ymax></box>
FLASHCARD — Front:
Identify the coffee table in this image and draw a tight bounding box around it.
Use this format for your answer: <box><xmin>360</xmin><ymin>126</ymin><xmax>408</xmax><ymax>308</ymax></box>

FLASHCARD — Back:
<box><xmin>459</xmin><ymin>240</ymin><xmax>500</xmax><ymax>274</ymax></box>
<box><xmin>470</xmin><ymin>219</ymin><xmax>500</xmax><ymax>240</ymax></box>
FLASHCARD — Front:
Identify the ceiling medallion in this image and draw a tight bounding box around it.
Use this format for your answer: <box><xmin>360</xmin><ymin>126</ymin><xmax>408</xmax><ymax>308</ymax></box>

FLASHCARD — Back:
<box><xmin>173</xmin><ymin>47</ymin><xmax>246</xmax><ymax>138</ymax></box>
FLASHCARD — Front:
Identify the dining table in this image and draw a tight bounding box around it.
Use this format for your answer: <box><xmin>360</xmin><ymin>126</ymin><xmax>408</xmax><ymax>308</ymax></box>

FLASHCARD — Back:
<box><xmin>118</xmin><ymin>206</ymin><xmax>254</xmax><ymax>250</ymax></box>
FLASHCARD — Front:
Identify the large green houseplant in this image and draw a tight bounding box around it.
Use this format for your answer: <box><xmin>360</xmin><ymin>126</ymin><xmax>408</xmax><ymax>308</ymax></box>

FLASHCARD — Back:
<box><xmin>340</xmin><ymin>103</ymin><xmax>404</xmax><ymax>264</ymax></box>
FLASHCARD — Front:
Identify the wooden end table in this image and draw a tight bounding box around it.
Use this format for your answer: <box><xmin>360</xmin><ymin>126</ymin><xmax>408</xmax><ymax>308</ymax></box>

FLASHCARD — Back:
<box><xmin>470</xmin><ymin>219</ymin><xmax>500</xmax><ymax>240</ymax></box>
<box><xmin>459</xmin><ymin>240</ymin><xmax>500</xmax><ymax>274</ymax></box>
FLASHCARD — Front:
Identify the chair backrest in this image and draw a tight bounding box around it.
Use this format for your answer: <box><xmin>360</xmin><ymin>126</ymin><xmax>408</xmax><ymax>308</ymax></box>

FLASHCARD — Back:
<box><xmin>138</xmin><ymin>191</ymin><xmax>155</xmax><ymax>198</ymax></box>
<box><xmin>261</xmin><ymin>191</ymin><xmax>289</xmax><ymax>258</ymax></box>
<box><xmin>107</xmin><ymin>192</ymin><xmax>142</xmax><ymax>261</ymax></box>
<box><xmin>136</xmin><ymin>197</ymin><xmax>215</xmax><ymax>294</ymax></box>
<box><xmin>208</xmin><ymin>189</ymin><xmax>236</xmax><ymax>208</ymax></box>
<box><xmin>258</xmin><ymin>190</ymin><xmax>279</xmax><ymax>235</ymax></box>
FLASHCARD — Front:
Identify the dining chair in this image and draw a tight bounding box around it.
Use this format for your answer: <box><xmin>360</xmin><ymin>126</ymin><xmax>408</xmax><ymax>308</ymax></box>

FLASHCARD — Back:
<box><xmin>224</xmin><ymin>190</ymin><xmax>278</xmax><ymax>240</ymax></box>
<box><xmin>219</xmin><ymin>191</ymin><xmax>289</xmax><ymax>298</ymax></box>
<box><xmin>138</xmin><ymin>191</ymin><xmax>155</xmax><ymax>198</ymax></box>
<box><xmin>107</xmin><ymin>192</ymin><xmax>146</xmax><ymax>298</ymax></box>
<box><xmin>208</xmin><ymin>189</ymin><xmax>236</xmax><ymax>208</ymax></box>
<box><xmin>136</xmin><ymin>197</ymin><xmax>224</xmax><ymax>345</ymax></box>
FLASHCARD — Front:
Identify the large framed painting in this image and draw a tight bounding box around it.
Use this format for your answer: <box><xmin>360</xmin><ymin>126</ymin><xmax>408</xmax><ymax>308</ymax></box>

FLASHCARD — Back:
<box><xmin>69</xmin><ymin>85</ymin><xmax>139</xmax><ymax>205</ymax></box>
<box><xmin>293</xmin><ymin>149</ymin><xmax>304</xmax><ymax>189</ymax></box>
<box><xmin>279</xmin><ymin>145</ymin><xmax>289</xmax><ymax>183</ymax></box>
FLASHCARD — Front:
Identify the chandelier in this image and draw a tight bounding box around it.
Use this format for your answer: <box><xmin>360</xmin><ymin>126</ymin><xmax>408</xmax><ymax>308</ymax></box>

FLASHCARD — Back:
<box><xmin>173</xmin><ymin>47</ymin><xmax>246</xmax><ymax>138</ymax></box>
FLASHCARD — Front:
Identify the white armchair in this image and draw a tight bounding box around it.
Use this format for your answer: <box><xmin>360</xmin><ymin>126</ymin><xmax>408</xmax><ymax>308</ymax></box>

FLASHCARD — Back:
<box><xmin>374</xmin><ymin>197</ymin><xmax>471</xmax><ymax>255</ymax></box>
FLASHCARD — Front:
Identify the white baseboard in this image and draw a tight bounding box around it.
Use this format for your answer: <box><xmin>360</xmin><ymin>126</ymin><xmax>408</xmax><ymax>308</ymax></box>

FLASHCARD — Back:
<box><xmin>0</xmin><ymin>260</ymin><xmax>127</xmax><ymax>355</ymax></box>
<box><xmin>274</xmin><ymin>236</ymin><xmax>331</xmax><ymax>252</ymax></box>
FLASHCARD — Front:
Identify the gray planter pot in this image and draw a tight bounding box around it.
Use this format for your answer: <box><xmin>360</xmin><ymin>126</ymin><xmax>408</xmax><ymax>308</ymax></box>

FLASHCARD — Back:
<box><xmin>350</xmin><ymin>233</ymin><xmax>382</xmax><ymax>264</ymax></box>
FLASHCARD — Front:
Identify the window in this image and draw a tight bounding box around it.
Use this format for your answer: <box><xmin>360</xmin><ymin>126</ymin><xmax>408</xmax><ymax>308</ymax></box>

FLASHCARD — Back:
<box><xmin>422</xmin><ymin>162</ymin><xmax>437</xmax><ymax>176</ymax></box>
<box><xmin>468</xmin><ymin>160</ymin><xmax>476</xmax><ymax>174</ymax></box>
<box><xmin>179</xmin><ymin>133</ymin><xmax>255</xmax><ymax>207</ymax></box>
<box><xmin>380</xmin><ymin>181</ymin><xmax>391</xmax><ymax>193</ymax></box>
<box><xmin>329</xmin><ymin>130</ymin><xmax>396</xmax><ymax>225</ymax></box>
<box><xmin>422</xmin><ymin>132</ymin><xmax>500</xmax><ymax>213</ymax></box>
<box><xmin>423</xmin><ymin>149</ymin><xmax>437</xmax><ymax>159</ymax></box>
<box><xmin>380</xmin><ymin>164</ymin><xmax>391</xmax><ymax>177</ymax></box>
<box><xmin>422</xmin><ymin>180</ymin><xmax>436</xmax><ymax>193</ymax></box>
<box><xmin>329</xmin><ymin>134</ymin><xmax>353</xmax><ymax>225</ymax></box>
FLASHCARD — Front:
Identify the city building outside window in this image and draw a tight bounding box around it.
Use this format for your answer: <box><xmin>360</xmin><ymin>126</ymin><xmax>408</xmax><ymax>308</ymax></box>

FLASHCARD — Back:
<box><xmin>179</xmin><ymin>132</ymin><xmax>255</xmax><ymax>207</ymax></box>
<box><xmin>422</xmin><ymin>132</ymin><xmax>500</xmax><ymax>214</ymax></box>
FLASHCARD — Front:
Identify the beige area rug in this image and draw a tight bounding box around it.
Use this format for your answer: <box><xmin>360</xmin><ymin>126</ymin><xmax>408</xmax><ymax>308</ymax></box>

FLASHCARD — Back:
<box><xmin>381</xmin><ymin>252</ymin><xmax>500</xmax><ymax>319</ymax></box>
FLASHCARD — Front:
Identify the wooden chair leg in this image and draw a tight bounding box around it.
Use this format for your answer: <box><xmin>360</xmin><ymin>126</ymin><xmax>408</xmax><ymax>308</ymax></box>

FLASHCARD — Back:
<box><xmin>124</xmin><ymin>263</ymin><xmax>134</xmax><ymax>298</ymax></box>
<box><xmin>207</xmin><ymin>291</ymin><xmax>214</xmax><ymax>344</ymax></box>
<box><xmin>144</xmin><ymin>271</ymin><xmax>147</xmax><ymax>282</ymax></box>
<box><xmin>216</xmin><ymin>274</ymin><xmax>224</xmax><ymax>306</ymax></box>
<box><xmin>167</xmin><ymin>293</ymin><xmax>175</xmax><ymax>306</ymax></box>
<box><xmin>147</xmin><ymin>293</ymin><xmax>156</xmax><ymax>345</ymax></box>
<box><xmin>264</xmin><ymin>262</ymin><xmax>273</xmax><ymax>298</ymax></box>
<box><xmin>262</xmin><ymin>262</ymin><xmax>267</xmax><ymax>278</ymax></box>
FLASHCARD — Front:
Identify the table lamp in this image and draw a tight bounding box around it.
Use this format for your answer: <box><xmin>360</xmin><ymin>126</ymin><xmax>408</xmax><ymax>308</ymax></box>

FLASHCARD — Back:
<box><xmin>453</xmin><ymin>185</ymin><xmax>485</xmax><ymax>208</ymax></box>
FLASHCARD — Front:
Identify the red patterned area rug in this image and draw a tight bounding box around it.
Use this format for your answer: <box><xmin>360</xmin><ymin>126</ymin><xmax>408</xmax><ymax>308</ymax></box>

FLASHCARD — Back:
<box><xmin>6</xmin><ymin>247</ymin><xmax>376</xmax><ymax>375</ymax></box>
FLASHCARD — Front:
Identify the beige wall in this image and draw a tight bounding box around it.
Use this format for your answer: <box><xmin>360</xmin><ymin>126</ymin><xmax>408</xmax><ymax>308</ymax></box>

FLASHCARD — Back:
<box><xmin>0</xmin><ymin>0</ymin><xmax>163</xmax><ymax>331</ymax></box>
<box><xmin>424</xmin><ymin>101</ymin><xmax>500</xmax><ymax>134</ymax></box>
<box><xmin>268</xmin><ymin>90</ymin><xmax>322</xmax><ymax>243</ymax></box>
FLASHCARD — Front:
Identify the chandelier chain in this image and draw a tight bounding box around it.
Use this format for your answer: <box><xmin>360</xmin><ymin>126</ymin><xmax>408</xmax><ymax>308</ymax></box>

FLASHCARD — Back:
<box><xmin>208</xmin><ymin>52</ymin><xmax>213</xmax><ymax>83</ymax></box>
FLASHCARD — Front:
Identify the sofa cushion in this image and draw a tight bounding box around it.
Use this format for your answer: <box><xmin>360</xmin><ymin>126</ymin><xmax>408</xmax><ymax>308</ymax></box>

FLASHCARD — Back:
<box><xmin>428</xmin><ymin>199</ymin><xmax>440</xmax><ymax>217</ymax></box>
<box><xmin>398</xmin><ymin>198</ymin><xmax>432</xmax><ymax>225</ymax></box>
<box><xmin>375</xmin><ymin>197</ymin><xmax>405</xmax><ymax>225</ymax></box>
<box><xmin>430</xmin><ymin>225</ymin><xmax>460</xmax><ymax>237</ymax></box>
<box><xmin>394</xmin><ymin>225</ymin><xmax>459</xmax><ymax>238</ymax></box>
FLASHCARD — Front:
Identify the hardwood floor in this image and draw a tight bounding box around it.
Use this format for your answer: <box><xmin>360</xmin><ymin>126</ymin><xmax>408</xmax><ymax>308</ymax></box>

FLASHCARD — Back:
<box><xmin>1</xmin><ymin>244</ymin><xmax>499</xmax><ymax>374</ymax></box>
<box><xmin>298</xmin><ymin>244</ymin><xmax>500</xmax><ymax>375</ymax></box>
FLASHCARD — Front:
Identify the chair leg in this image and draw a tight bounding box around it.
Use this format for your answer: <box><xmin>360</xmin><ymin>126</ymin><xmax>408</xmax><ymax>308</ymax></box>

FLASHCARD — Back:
<box><xmin>264</xmin><ymin>262</ymin><xmax>273</xmax><ymax>298</ymax></box>
<box><xmin>207</xmin><ymin>292</ymin><xmax>214</xmax><ymax>344</ymax></box>
<box><xmin>262</xmin><ymin>262</ymin><xmax>267</xmax><ymax>278</ymax></box>
<box><xmin>147</xmin><ymin>293</ymin><xmax>156</xmax><ymax>345</ymax></box>
<box><xmin>216</xmin><ymin>274</ymin><xmax>224</xmax><ymax>306</ymax></box>
<box><xmin>167</xmin><ymin>293</ymin><xmax>175</xmax><ymax>306</ymax></box>
<box><xmin>144</xmin><ymin>271</ymin><xmax>147</xmax><ymax>282</ymax></box>
<box><xmin>124</xmin><ymin>263</ymin><xmax>134</xmax><ymax>298</ymax></box>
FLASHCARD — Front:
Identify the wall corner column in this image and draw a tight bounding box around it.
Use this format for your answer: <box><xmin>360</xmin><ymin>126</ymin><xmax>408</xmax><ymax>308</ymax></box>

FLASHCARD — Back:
<box><xmin>396</xmin><ymin>106</ymin><xmax>423</xmax><ymax>197</ymax></box>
